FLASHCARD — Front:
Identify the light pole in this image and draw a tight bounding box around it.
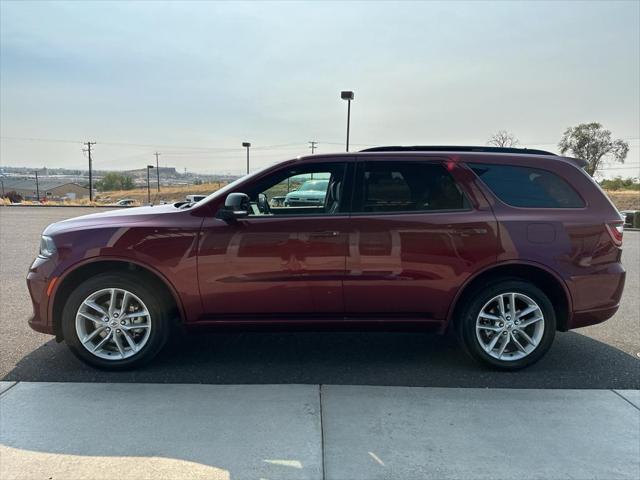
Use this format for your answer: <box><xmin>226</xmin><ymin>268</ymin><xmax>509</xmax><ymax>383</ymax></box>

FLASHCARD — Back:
<box><xmin>242</xmin><ymin>142</ymin><xmax>251</xmax><ymax>174</ymax></box>
<box><xmin>341</xmin><ymin>91</ymin><xmax>354</xmax><ymax>152</ymax></box>
<box><xmin>146</xmin><ymin>165</ymin><xmax>155</xmax><ymax>204</ymax></box>
<box><xmin>154</xmin><ymin>152</ymin><xmax>161</xmax><ymax>192</ymax></box>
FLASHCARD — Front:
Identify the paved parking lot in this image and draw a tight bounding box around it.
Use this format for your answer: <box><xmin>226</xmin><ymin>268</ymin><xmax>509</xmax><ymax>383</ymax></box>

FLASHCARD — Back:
<box><xmin>0</xmin><ymin>207</ymin><xmax>638</xmax><ymax>388</ymax></box>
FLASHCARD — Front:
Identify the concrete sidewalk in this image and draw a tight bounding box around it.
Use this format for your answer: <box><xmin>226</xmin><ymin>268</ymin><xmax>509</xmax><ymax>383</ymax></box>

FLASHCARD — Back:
<box><xmin>1</xmin><ymin>382</ymin><xmax>638</xmax><ymax>480</ymax></box>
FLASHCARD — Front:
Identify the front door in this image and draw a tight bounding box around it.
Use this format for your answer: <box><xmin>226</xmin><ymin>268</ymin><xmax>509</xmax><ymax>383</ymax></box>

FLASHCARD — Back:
<box><xmin>197</xmin><ymin>160</ymin><xmax>351</xmax><ymax>318</ymax></box>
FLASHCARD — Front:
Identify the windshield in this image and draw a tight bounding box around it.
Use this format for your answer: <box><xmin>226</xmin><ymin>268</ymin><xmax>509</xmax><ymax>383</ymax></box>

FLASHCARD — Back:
<box><xmin>298</xmin><ymin>180</ymin><xmax>329</xmax><ymax>192</ymax></box>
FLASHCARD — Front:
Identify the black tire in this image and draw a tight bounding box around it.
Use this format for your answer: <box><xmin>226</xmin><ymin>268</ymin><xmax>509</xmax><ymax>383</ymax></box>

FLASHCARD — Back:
<box><xmin>61</xmin><ymin>272</ymin><xmax>170</xmax><ymax>370</ymax></box>
<box><xmin>457</xmin><ymin>279</ymin><xmax>556</xmax><ymax>370</ymax></box>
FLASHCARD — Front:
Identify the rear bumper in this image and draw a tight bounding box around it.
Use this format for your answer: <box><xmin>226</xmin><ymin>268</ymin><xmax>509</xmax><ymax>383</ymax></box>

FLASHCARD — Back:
<box><xmin>570</xmin><ymin>305</ymin><xmax>620</xmax><ymax>330</ymax></box>
<box><xmin>566</xmin><ymin>263</ymin><xmax>626</xmax><ymax>330</ymax></box>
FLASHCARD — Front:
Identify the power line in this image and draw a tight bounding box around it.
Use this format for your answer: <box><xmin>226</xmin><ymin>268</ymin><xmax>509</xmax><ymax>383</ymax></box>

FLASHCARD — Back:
<box><xmin>0</xmin><ymin>136</ymin><xmax>305</xmax><ymax>152</ymax></box>
<box><xmin>5</xmin><ymin>135</ymin><xmax>640</xmax><ymax>177</ymax></box>
<box><xmin>318</xmin><ymin>140</ymin><xmax>377</xmax><ymax>147</ymax></box>
<box><xmin>3</xmin><ymin>135</ymin><xmax>639</xmax><ymax>150</ymax></box>
<box><xmin>520</xmin><ymin>136</ymin><xmax>640</xmax><ymax>146</ymax></box>
<box><xmin>2</xmin><ymin>136</ymin><xmax>83</xmax><ymax>145</ymax></box>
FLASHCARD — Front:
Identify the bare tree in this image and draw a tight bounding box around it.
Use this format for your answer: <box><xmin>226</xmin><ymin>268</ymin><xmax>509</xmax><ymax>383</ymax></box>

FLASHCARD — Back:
<box><xmin>558</xmin><ymin>122</ymin><xmax>629</xmax><ymax>176</ymax></box>
<box><xmin>487</xmin><ymin>130</ymin><xmax>520</xmax><ymax>148</ymax></box>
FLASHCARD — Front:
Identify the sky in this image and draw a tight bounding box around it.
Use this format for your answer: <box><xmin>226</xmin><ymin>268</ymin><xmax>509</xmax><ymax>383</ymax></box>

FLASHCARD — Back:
<box><xmin>1</xmin><ymin>0</ymin><xmax>639</xmax><ymax>178</ymax></box>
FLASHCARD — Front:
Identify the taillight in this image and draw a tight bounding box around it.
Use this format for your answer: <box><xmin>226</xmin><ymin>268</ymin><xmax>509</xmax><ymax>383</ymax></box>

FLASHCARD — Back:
<box><xmin>606</xmin><ymin>223</ymin><xmax>624</xmax><ymax>246</ymax></box>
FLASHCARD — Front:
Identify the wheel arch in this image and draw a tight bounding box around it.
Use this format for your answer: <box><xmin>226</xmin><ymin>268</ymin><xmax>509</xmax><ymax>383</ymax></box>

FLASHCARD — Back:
<box><xmin>50</xmin><ymin>258</ymin><xmax>185</xmax><ymax>341</ymax></box>
<box><xmin>446</xmin><ymin>261</ymin><xmax>573</xmax><ymax>333</ymax></box>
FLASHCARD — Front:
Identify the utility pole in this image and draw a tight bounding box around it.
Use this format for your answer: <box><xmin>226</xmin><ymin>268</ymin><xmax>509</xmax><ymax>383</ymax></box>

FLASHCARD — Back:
<box><xmin>146</xmin><ymin>165</ymin><xmax>155</xmax><ymax>204</ymax></box>
<box><xmin>83</xmin><ymin>141</ymin><xmax>96</xmax><ymax>201</ymax></box>
<box><xmin>34</xmin><ymin>170</ymin><xmax>39</xmax><ymax>202</ymax></box>
<box><xmin>309</xmin><ymin>141</ymin><xmax>318</xmax><ymax>177</ymax></box>
<box><xmin>154</xmin><ymin>152</ymin><xmax>161</xmax><ymax>192</ymax></box>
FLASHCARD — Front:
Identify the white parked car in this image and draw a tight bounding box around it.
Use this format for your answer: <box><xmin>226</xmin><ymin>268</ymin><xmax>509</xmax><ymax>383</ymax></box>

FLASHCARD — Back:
<box><xmin>114</xmin><ymin>198</ymin><xmax>136</xmax><ymax>207</ymax></box>
<box><xmin>284</xmin><ymin>180</ymin><xmax>329</xmax><ymax>206</ymax></box>
<box><xmin>185</xmin><ymin>194</ymin><xmax>207</xmax><ymax>203</ymax></box>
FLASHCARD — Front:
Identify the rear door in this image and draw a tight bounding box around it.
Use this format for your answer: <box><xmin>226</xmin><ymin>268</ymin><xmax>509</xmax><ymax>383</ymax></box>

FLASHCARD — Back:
<box><xmin>343</xmin><ymin>157</ymin><xmax>498</xmax><ymax>321</ymax></box>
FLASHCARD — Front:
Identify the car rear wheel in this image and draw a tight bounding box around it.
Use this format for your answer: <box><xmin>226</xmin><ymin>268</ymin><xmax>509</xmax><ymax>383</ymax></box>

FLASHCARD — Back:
<box><xmin>457</xmin><ymin>280</ymin><xmax>556</xmax><ymax>370</ymax></box>
<box><xmin>61</xmin><ymin>272</ymin><xmax>170</xmax><ymax>370</ymax></box>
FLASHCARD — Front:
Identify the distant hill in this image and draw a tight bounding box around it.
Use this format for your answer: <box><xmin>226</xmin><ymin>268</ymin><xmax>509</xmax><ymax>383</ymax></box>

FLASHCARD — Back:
<box><xmin>124</xmin><ymin>167</ymin><xmax>179</xmax><ymax>176</ymax></box>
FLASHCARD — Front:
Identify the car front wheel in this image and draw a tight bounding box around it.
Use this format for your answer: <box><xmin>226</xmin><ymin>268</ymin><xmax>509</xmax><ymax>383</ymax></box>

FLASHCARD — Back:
<box><xmin>61</xmin><ymin>272</ymin><xmax>170</xmax><ymax>370</ymax></box>
<box><xmin>457</xmin><ymin>280</ymin><xmax>556</xmax><ymax>370</ymax></box>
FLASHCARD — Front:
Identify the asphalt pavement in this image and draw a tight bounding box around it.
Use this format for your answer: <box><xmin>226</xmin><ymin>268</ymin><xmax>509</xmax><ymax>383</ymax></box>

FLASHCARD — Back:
<box><xmin>1</xmin><ymin>206</ymin><xmax>638</xmax><ymax>388</ymax></box>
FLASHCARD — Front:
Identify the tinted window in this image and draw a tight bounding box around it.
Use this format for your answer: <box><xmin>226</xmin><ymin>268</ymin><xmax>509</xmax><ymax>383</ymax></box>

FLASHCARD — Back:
<box><xmin>470</xmin><ymin>164</ymin><xmax>584</xmax><ymax>208</ymax></box>
<box><xmin>353</xmin><ymin>162</ymin><xmax>469</xmax><ymax>213</ymax></box>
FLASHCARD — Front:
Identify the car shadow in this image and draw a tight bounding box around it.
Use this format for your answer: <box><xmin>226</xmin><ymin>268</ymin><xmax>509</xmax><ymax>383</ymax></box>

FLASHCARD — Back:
<box><xmin>2</xmin><ymin>330</ymin><xmax>639</xmax><ymax>388</ymax></box>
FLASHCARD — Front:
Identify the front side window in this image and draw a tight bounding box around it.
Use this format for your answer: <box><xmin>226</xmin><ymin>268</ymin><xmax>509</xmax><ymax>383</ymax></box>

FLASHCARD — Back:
<box><xmin>352</xmin><ymin>161</ymin><xmax>469</xmax><ymax>213</ymax></box>
<box><xmin>470</xmin><ymin>163</ymin><xmax>585</xmax><ymax>208</ymax></box>
<box><xmin>245</xmin><ymin>163</ymin><xmax>346</xmax><ymax>216</ymax></box>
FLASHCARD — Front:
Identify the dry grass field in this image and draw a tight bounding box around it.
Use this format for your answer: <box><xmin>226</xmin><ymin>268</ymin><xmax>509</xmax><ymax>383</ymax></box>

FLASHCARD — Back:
<box><xmin>606</xmin><ymin>190</ymin><xmax>640</xmax><ymax>211</ymax></box>
<box><xmin>98</xmin><ymin>182</ymin><xmax>227</xmax><ymax>205</ymax></box>
<box><xmin>0</xmin><ymin>182</ymin><xmax>228</xmax><ymax>207</ymax></box>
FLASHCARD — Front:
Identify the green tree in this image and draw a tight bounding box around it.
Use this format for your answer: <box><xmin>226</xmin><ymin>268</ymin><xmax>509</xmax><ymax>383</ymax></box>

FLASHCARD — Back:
<box><xmin>599</xmin><ymin>177</ymin><xmax>640</xmax><ymax>191</ymax></box>
<box><xmin>97</xmin><ymin>172</ymin><xmax>135</xmax><ymax>191</ymax></box>
<box><xmin>558</xmin><ymin>122</ymin><xmax>629</xmax><ymax>176</ymax></box>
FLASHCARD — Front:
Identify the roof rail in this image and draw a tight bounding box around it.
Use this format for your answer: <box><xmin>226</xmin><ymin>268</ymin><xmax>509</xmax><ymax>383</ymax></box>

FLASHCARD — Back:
<box><xmin>359</xmin><ymin>145</ymin><xmax>557</xmax><ymax>156</ymax></box>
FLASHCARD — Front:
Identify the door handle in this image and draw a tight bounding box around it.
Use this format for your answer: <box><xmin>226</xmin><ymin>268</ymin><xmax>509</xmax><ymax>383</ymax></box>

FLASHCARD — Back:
<box><xmin>309</xmin><ymin>231</ymin><xmax>339</xmax><ymax>238</ymax></box>
<box><xmin>452</xmin><ymin>227</ymin><xmax>487</xmax><ymax>236</ymax></box>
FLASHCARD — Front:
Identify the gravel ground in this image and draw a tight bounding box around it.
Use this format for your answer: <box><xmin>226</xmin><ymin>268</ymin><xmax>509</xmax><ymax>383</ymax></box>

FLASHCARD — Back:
<box><xmin>0</xmin><ymin>206</ymin><xmax>638</xmax><ymax>388</ymax></box>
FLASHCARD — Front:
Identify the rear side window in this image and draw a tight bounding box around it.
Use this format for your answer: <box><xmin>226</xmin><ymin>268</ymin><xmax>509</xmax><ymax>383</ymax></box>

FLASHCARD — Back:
<box><xmin>470</xmin><ymin>164</ymin><xmax>585</xmax><ymax>208</ymax></box>
<box><xmin>353</xmin><ymin>162</ymin><xmax>469</xmax><ymax>213</ymax></box>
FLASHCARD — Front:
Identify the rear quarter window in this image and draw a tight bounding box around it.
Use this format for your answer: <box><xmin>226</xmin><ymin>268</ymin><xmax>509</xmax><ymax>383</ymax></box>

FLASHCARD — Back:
<box><xmin>470</xmin><ymin>163</ymin><xmax>585</xmax><ymax>208</ymax></box>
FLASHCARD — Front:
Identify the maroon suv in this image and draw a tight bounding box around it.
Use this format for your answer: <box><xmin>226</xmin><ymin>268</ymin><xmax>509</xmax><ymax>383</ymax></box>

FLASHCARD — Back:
<box><xmin>27</xmin><ymin>146</ymin><xmax>626</xmax><ymax>370</ymax></box>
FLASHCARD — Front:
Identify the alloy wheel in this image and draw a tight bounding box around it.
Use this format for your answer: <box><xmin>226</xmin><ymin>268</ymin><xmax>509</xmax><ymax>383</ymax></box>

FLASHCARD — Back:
<box><xmin>75</xmin><ymin>288</ymin><xmax>152</xmax><ymax>360</ymax></box>
<box><xmin>475</xmin><ymin>292</ymin><xmax>545</xmax><ymax>361</ymax></box>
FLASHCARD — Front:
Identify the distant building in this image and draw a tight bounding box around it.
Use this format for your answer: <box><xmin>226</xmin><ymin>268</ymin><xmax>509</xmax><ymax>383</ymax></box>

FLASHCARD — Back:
<box><xmin>0</xmin><ymin>178</ymin><xmax>90</xmax><ymax>201</ymax></box>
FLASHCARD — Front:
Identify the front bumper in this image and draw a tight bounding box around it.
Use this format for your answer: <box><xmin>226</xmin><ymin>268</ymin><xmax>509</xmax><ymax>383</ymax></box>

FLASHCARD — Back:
<box><xmin>26</xmin><ymin>257</ymin><xmax>56</xmax><ymax>336</ymax></box>
<box><xmin>285</xmin><ymin>200</ymin><xmax>323</xmax><ymax>207</ymax></box>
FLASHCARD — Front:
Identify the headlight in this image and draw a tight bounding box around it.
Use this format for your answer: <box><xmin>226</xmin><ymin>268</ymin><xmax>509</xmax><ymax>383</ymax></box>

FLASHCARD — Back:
<box><xmin>39</xmin><ymin>235</ymin><xmax>57</xmax><ymax>258</ymax></box>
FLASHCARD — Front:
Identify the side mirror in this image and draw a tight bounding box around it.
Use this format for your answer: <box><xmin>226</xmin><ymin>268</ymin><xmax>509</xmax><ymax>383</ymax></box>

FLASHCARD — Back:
<box><xmin>217</xmin><ymin>193</ymin><xmax>250</xmax><ymax>221</ymax></box>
